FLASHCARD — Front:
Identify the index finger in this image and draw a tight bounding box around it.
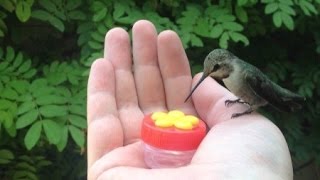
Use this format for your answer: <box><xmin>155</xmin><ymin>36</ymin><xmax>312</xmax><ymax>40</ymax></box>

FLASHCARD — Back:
<box><xmin>87</xmin><ymin>59</ymin><xmax>124</xmax><ymax>169</ymax></box>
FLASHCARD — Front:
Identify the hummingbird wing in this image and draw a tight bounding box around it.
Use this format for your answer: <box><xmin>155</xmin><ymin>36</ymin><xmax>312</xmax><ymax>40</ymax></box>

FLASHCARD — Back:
<box><xmin>244</xmin><ymin>70</ymin><xmax>305</xmax><ymax>112</ymax></box>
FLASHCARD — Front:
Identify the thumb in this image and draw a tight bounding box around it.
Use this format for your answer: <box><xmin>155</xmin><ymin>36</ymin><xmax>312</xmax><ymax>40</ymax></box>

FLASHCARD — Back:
<box><xmin>191</xmin><ymin>73</ymin><xmax>249</xmax><ymax>127</ymax></box>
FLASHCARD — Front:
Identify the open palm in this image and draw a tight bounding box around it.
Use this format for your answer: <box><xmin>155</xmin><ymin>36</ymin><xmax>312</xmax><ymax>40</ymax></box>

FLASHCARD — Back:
<box><xmin>87</xmin><ymin>20</ymin><xmax>293</xmax><ymax>180</ymax></box>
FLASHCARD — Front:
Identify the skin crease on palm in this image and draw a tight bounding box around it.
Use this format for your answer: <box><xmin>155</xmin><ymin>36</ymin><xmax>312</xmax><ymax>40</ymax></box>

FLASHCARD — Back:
<box><xmin>87</xmin><ymin>20</ymin><xmax>293</xmax><ymax>180</ymax></box>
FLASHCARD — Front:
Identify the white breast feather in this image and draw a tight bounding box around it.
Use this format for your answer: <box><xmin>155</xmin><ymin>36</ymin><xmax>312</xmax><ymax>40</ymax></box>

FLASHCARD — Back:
<box><xmin>222</xmin><ymin>62</ymin><xmax>243</xmax><ymax>96</ymax></box>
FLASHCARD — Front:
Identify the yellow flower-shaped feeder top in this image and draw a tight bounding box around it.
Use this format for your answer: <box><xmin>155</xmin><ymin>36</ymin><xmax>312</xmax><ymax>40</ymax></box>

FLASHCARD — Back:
<box><xmin>151</xmin><ymin>110</ymin><xmax>200</xmax><ymax>130</ymax></box>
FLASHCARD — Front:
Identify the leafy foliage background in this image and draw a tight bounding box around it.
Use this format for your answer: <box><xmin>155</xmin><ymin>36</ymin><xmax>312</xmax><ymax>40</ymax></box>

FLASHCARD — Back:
<box><xmin>0</xmin><ymin>0</ymin><xmax>319</xmax><ymax>179</ymax></box>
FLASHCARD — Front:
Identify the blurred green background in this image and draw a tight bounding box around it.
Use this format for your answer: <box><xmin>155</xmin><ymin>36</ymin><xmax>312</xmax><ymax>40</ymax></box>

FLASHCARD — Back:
<box><xmin>0</xmin><ymin>0</ymin><xmax>319</xmax><ymax>179</ymax></box>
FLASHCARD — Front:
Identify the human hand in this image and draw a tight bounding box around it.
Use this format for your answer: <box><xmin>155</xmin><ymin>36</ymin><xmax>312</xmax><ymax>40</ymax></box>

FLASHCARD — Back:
<box><xmin>87</xmin><ymin>20</ymin><xmax>293</xmax><ymax>180</ymax></box>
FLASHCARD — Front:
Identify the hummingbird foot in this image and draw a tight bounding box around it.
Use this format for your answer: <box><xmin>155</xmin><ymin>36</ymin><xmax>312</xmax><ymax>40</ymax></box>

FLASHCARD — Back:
<box><xmin>225</xmin><ymin>99</ymin><xmax>247</xmax><ymax>107</ymax></box>
<box><xmin>231</xmin><ymin>107</ymin><xmax>253</xmax><ymax>118</ymax></box>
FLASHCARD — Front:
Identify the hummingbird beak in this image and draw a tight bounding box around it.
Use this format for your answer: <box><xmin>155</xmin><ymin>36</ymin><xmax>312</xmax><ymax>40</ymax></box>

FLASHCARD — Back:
<box><xmin>184</xmin><ymin>73</ymin><xmax>208</xmax><ymax>102</ymax></box>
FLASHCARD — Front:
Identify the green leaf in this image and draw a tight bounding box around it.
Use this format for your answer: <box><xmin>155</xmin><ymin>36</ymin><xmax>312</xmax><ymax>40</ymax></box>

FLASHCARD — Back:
<box><xmin>47</xmin><ymin>72</ymin><xmax>67</xmax><ymax>85</ymax></box>
<box><xmin>23</xmin><ymin>69</ymin><xmax>37</xmax><ymax>79</ymax></box>
<box><xmin>0</xmin><ymin>158</ymin><xmax>11</xmax><ymax>164</ymax></box>
<box><xmin>5</xmin><ymin>122</ymin><xmax>17</xmax><ymax>137</ymax></box>
<box><xmin>219</xmin><ymin>32</ymin><xmax>229</xmax><ymax>49</ymax></box>
<box><xmin>97</xmin><ymin>24</ymin><xmax>107</xmax><ymax>34</ymax></box>
<box><xmin>32</xmin><ymin>9</ymin><xmax>64</xmax><ymax>31</ymax></box>
<box><xmin>0</xmin><ymin>110</ymin><xmax>13</xmax><ymax>128</ymax></box>
<box><xmin>104</xmin><ymin>15</ymin><xmax>114</xmax><ymax>28</ymax></box>
<box><xmin>1</xmin><ymin>87</ymin><xmax>18</xmax><ymax>100</ymax></box>
<box><xmin>93</xmin><ymin>7</ymin><xmax>107</xmax><ymax>22</ymax></box>
<box><xmin>58</xmin><ymin>85</ymin><xmax>73</xmax><ymax>94</ymax></box>
<box><xmin>279</xmin><ymin>4</ymin><xmax>296</xmax><ymax>15</ymax></box>
<box><xmin>48</xmin><ymin>15</ymin><xmax>65</xmax><ymax>32</ymax></box>
<box><xmin>67</xmin><ymin>73</ymin><xmax>79</xmax><ymax>85</ymax></box>
<box><xmin>15</xmin><ymin>1</ymin><xmax>31</xmax><ymax>22</ymax></box>
<box><xmin>69</xmin><ymin>115</ymin><xmax>86</xmax><ymax>129</ymax></box>
<box><xmin>88</xmin><ymin>41</ymin><xmax>103</xmax><ymax>49</ymax></box>
<box><xmin>210</xmin><ymin>24</ymin><xmax>223</xmax><ymax>38</ymax></box>
<box><xmin>0</xmin><ymin>99</ymin><xmax>11</xmax><ymax>110</ymax></box>
<box><xmin>77</xmin><ymin>22</ymin><xmax>93</xmax><ymax>34</ymax></box>
<box><xmin>57</xmin><ymin>126</ymin><xmax>68</xmax><ymax>151</ymax></box>
<box><xmin>91</xmin><ymin>1</ymin><xmax>105</xmax><ymax>11</ymax></box>
<box><xmin>24</xmin><ymin>121</ymin><xmax>42</xmax><ymax>150</ymax></box>
<box><xmin>26</xmin><ymin>0</ymin><xmax>34</xmax><ymax>5</ymax></box>
<box><xmin>36</xmin><ymin>94</ymin><xmax>68</xmax><ymax>105</ymax></box>
<box><xmin>278</xmin><ymin>0</ymin><xmax>293</xmax><ymax>5</ymax></box>
<box><xmin>194</xmin><ymin>18</ymin><xmax>210</xmax><ymax>37</ymax></box>
<box><xmin>116</xmin><ymin>16</ymin><xmax>137</xmax><ymax>24</ymax></box>
<box><xmin>13</xmin><ymin>170</ymin><xmax>38</xmax><ymax>180</ymax></box>
<box><xmin>0</xmin><ymin>149</ymin><xmax>14</xmax><ymax>159</ymax></box>
<box><xmin>30</xmin><ymin>79</ymin><xmax>47</xmax><ymax>90</ymax></box>
<box><xmin>300</xmin><ymin>4</ymin><xmax>311</xmax><ymax>16</ymax></box>
<box><xmin>0</xmin><ymin>149</ymin><xmax>14</xmax><ymax>164</ymax></box>
<box><xmin>281</xmin><ymin>12</ymin><xmax>294</xmax><ymax>30</ymax></box>
<box><xmin>272</xmin><ymin>11</ymin><xmax>282</xmax><ymax>27</ymax></box>
<box><xmin>39</xmin><ymin>105</ymin><xmax>68</xmax><ymax>117</ymax></box>
<box><xmin>30</xmin><ymin>85</ymin><xmax>52</xmax><ymax>97</ymax></box>
<box><xmin>17</xmin><ymin>101</ymin><xmax>36</xmax><ymax>115</ymax></box>
<box><xmin>0</xmin><ymin>62</ymin><xmax>9</xmax><ymax>71</ymax></box>
<box><xmin>18</xmin><ymin>155</ymin><xmax>33</xmax><ymax>163</ymax></box>
<box><xmin>216</xmin><ymin>14</ymin><xmax>236</xmax><ymax>22</ymax></box>
<box><xmin>300</xmin><ymin>0</ymin><xmax>318</xmax><ymax>15</ymax></box>
<box><xmin>235</xmin><ymin>6</ymin><xmax>248</xmax><ymax>23</ymax></box>
<box><xmin>68</xmin><ymin>10</ymin><xmax>86</xmax><ymax>20</ymax></box>
<box><xmin>0</xmin><ymin>0</ymin><xmax>15</xmax><ymax>12</ymax></box>
<box><xmin>190</xmin><ymin>34</ymin><xmax>203</xmax><ymax>47</ymax></box>
<box><xmin>10</xmin><ymin>80</ymin><xmax>29</xmax><ymax>94</ymax></box>
<box><xmin>90</xmin><ymin>32</ymin><xmax>104</xmax><ymax>42</ymax></box>
<box><xmin>66</xmin><ymin>0</ymin><xmax>82</xmax><ymax>10</ymax></box>
<box><xmin>31</xmin><ymin>10</ymin><xmax>51</xmax><ymax>21</ymax></box>
<box><xmin>48</xmin><ymin>61</ymin><xmax>59</xmax><ymax>72</ymax></box>
<box><xmin>17</xmin><ymin>60</ymin><xmax>31</xmax><ymax>73</ymax></box>
<box><xmin>16</xmin><ymin>109</ymin><xmax>38</xmax><ymax>129</ymax></box>
<box><xmin>113</xmin><ymin>2</ymin><xmax>126</xmax><ymax>19</ymax></box>
<box><xmin>229</xmin><ymin>31</ymin><xmax>249</xmax><ymax>46</ymax></box>
<box><xmin>5</xmin><ymin>100</ymin><xmax>17</xmax><ymax>113</ymax></box>
<box><xmin>16</xmin><ymin>162</ymin><xmax>37</xmax><ymax>172</ymax></box>
<box><xmin>5</xmin><ymin>46</ymin><xmax>15</xmax><ymax>62</ymax></box>
<box><xmin>69</xmin><ymin>125</ymin><xmax>85</xmax><ymax>148</ymax></box>
<box><xmin>36</xmin><ymin>159</ymin><xmax>52</xmax><ymax>167</ymax></box>
<box><xmin>32</xmin><ymin>87</ymin><xmax>55</xmax><ymax>98</ymax></box>
<box><xmin>12</xmin><ymin>52</ymin><xmax>23</xmax><ymax>69</ymax></box>
<box><xmin>265</xmin><ymin>3</ymin><xmax>279</xmax><ymax>14</ymax></box>
<box><xmin>237</xmin><ymin>0</ymin><xmax>248</xmax><ymax>6</ymax></box>
<box><xmin>39</xmin><ymin>0</ymin><xmax>57</xmax><ymax>12</ymax></box>
<box><xmin>69</xmin><ymin>104</ymin><xmax>85</xmax><ymax>116</ymax></box>
<box><xmin>222</xmin><ymin>22</ymin><xmax>244</xmax><ymax>31</ymax></box>
<box><xmin>42</xmin><ymin>119</ymin><xmax>62</xmax><ymax>144</ymax></box>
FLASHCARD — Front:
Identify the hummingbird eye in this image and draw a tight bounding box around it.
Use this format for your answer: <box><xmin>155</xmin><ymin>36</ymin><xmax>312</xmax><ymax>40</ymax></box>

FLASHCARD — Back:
<box><xmin>212</xmin><ymin>64</ymin><xmax>220</xmax><ymax>72</ymax></box>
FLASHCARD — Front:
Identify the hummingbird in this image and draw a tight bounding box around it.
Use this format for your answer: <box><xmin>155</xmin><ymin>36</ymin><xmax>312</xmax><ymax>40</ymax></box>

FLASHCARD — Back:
<box><xmin>185</xmin><ymin>49</ymin><xmax>305</xmax><ymax>118</ymax></box>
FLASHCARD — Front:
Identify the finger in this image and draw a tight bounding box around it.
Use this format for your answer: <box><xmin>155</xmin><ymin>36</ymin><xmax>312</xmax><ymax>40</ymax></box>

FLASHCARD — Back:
<box><xmin>104</xmin><ymin>28</ymin><xmax>143</xmax><ymax>144</ymax></box>
<box><xmin>191</xmin><ymin>73</ymin><xmax>250</xmax><ymax>126</ymax></box>
<box><xmin>87</xmin><ymin>59</ymin><xmax>124</xmax><ymax>168</ymax></box>
<box><xmin>157</xmin><ymin>30</ymin><xmax>196</xmax><ymax>115</ymax></box>
<box><xmin>132</xmin><ymin>20</ymin><xmax>167</xmax><ymax>114</ymax></box>
<box><xmin>88</xmin><ymin>141</ymin><xmax>147</xmax><ymax>180</ymax></box>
